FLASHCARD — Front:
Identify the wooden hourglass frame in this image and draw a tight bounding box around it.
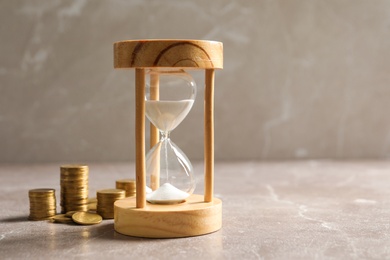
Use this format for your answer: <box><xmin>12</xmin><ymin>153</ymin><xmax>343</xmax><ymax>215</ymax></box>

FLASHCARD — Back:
<box><xmin>113</xmin><ymin>39</ymin><xmax>223</xmax><ymax>238</ymax></box>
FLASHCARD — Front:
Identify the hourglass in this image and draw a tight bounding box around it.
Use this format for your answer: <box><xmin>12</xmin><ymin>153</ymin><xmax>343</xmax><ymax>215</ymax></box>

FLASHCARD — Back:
<box><xmin>145</xmin><ymin>69</ymin><xmax>196</xmax><ymax>204</ymax></box>
<box><xmin>113</xmin><ymin>39</ymin><xmax>223</xmax><ymax>238</ymax></box>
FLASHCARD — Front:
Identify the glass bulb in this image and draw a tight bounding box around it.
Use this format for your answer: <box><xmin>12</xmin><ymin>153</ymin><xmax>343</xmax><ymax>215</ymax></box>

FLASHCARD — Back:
<box><xmin>145</xmin><ymin>68</ymin><xmax>196</xmax><ymax>204</ymax></box>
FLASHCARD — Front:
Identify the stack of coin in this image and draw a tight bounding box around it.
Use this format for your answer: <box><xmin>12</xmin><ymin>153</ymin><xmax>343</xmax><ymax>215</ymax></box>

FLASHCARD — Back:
<box><xmin>115</xmin><ymin>179</ymin><xmax>136</xmax><ymax>197</ymax></box>
<box><xmin>96</xmin><ymin>189</ymin><xmax>125</xmax><ymax>219</ymax></box>
<box><xmin>60</xmin><ymin>165</ymin><xmax>89</xmax><ymax>213</ymax></box>
<box><xmin>28</xmin><ymin>188</ymin><xmax>56</xmax><ymax>221</ymax></box>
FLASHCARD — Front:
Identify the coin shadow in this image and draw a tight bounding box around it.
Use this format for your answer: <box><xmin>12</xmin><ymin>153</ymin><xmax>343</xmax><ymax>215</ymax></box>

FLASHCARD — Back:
<box><xmin>1</xmin><ymin>215</ymin><xmax>29</xmax><ymax>223</ymax></box>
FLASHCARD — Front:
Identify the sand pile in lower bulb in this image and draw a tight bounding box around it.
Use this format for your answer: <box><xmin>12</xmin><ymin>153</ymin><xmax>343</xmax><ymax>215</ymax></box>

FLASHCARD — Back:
<box><xmin>146</xmin><ymin>183</ymin><xmax>189</xmax><ymax>203</ymax></box>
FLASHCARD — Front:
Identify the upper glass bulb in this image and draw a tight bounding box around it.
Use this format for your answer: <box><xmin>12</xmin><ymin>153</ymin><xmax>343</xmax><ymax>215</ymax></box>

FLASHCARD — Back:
<box><xmin>145</xmin><ymin>69</ymin><xmax>196</xmax><ymax>132</ymax></box>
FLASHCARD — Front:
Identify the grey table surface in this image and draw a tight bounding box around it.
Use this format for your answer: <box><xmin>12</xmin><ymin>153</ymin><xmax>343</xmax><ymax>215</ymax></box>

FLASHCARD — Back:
<box><xmin>1</xmin><ymin>161</ymin><xmax>390</xmax><ymax>259</ymax></box>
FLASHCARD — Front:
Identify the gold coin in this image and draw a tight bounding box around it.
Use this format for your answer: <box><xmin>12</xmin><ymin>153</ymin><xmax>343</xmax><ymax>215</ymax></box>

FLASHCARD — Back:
<box><xmin>60</xmin><ymin>189</ymin><xmax>88</xmax><ymax>194</ymax></box>
<box><xmin>60</xmin><ymin>193</ymin><xmax>89</xmax><ymax>198</ymax></box>
<box><xmin>96</xmin><ymin>208</ymin><xmax>114</xmax><ymax>212</ymax></box>
<box><xmin>61</xmin><ymin>206</ymin><xmax>88</xmax><ymax>214</ymax></box>
<box><xmin>97</xmin><ymin>194</ymin><xmax>125</xmax><ymax>199</ymax></box>
<box><xmin>29</xmin><ymin>197</ymin><xmax>56</xmax><ymax>201</ymax></box>
<box><xmin>29</xmin><ymin>203</ymin><xmax>56</xmax><ymax>207</ymax></box>
<box><xmin>60</xmin><ymin>199</ymin><xmax>89</xmax><ymax>204</ymax></box>
<box><xmin>61</xmin><ymin>204</ymin><xmax>88</xmax><ymax>209</ymax></box>
<box><xmin>96</xmin><ymin>206</ymin><xmax>115</xmax><ymax>211</ymax></box>
<box><xmin>29</xmin><ymin>198</ymin><xmax>56</xmax><ymax>201</ymax></box>
<box><xmin>60</xmin><ymin>177</ymin><xmax>88</xmax><ymax>182</ymax></box>
<box><xmin>116</xmin><ymin>179</ymin><xmax>136</xmax><ymax>187</ymax></box>
<box><xmin>88</xmin><ymin>203</ymin><xmax>97</xmax><ymax>211</ymax></box>
<box><xmin>116</xmin><ymin>178</ymin><xmax>136</xmax><ymax>183</ymax></box>
<box><xmin>29</xmin><ymin>195</ymin><xmax>55</xmax><ymax>199</ymax></box>
<box><xmin>97</xmin><ymin>189</ymin><xmax>125</xmax><ymax>195</ymax></box>
<box><xmin>96</xmin><ymin>198</ymin><xmax>123</xmax><ymax>203</ymax></box>
<box><xmin>61</xmin><ymin>206</ymin><xmax>88</xmax><ymax>210</ymax></box>
<box><xmin>60</xmin><ymin>184</ymin><xmax>88</xmax><ymax>188</ymax></box>
<box><xmin>115</xmin><ymin>179</ymin><xmax>136</xmax><ymax>197</ymax></box>
<box><xmin>60</xmin><ymin>170</ymin><xmax>88</xmax><ymax>175</ymax></box>
<box><xmin>88</xmin><ymin>197</ymin><xmax>97</xmax><ymax>204</ymax></box>
<box><xmin>60</xmin><ymin>181</ymin><xmax>88</xmax><ymax>185</ymax></box>
<box><xmin>28</xmin><ymin>216</ymin><xmax>55</xmax><ymax>221</ymax></box>
<box><xmin>60</xmin><ymin>202</ymin><xmax>89</xmax><ymax>207</ymax></box>
<box><xmin>60</xmin><ymin>170</ymin><xmax>88</xmax><ymax>174</ymax></box>
<box><xmin>65</xmin><ymin>211</ymin><xmax>78</xmax><ymax>217</ymax></box>
<box><xmin>61</xmin><ymin>164</ymin><xmax>89</xmax><ymax>170</ymax></box>
<box><xmin>52</xmin><ymin>214</ymin><xmax>73</xmax><ymax>224</ymax></box>
<box><xmin>98</xmin><ymin>212</ymin><xmax>114</xmax><ymax>219</ymax></box>
<box><xmin>29</xmin><ymin>189</ymin><xmax>56</xmax><ymax>199</ymax></box>
<box><xmin>72</xmin><ymin>212</ymin><xmax>102</xmax><ymax>225</ymax></box>
<box><xmin>29</xmin><ymin>188</ymin><xmax>55</xmax><ymax>194</ymax></box>
<box><xmin>29</xmin><ymin>211</ymin><xmax>56</xmax><ymax>216</ymax></box>
<box><xmin>60</xmin><ymin>168</ymin><xmax>88</xmax><ymax>172</ymax></box>
<box><xmin>29</xmin><ymin>209</ymin><xmax>57</xmax><ymax>214</ymax></box>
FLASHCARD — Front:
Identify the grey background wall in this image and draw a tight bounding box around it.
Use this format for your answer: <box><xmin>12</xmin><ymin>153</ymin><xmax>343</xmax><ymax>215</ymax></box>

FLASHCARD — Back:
<box><xmin>2</xmin><ymin>0</ymin><xmax>390</xmax><ymax>163</ymax></box>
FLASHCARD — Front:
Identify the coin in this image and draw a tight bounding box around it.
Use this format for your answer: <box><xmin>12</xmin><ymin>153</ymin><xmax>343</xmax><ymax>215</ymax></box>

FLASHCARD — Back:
<box><xmin>52</xmin><ymin>214</ymin><xmax>73</xmax><ymax>224</ymax></box>
<box><xmin>61</xmin><ymin>204</ymin><xmax>88</xmax><ymax>211</ymax></box>
<box><xmin>60</xmin><ymin>164</ymin><xmax>88</xmax><ymax>170</ymax></box>
<box><xmin>97</xmin><ymin>212</ymin><xmax>114</xmax><ymax>219</ymax></box>
<box><xmin>116</xmin><ymin>179</ymin><xmax>136</xmax><ymax>197</ymax></box>
<box><xmin>29</xmin><ymin>188</ymin><xmax>55</xmax><ymax>195</ymax></box>
<box><xmin>88</xmin><ymin>203</ymin><xmax>97</xmax><ymax>211</ymax></box>
<box><xmin>97</xmin><ymin>189</ymin><xmax>125</xmax><ymax>195</ymax></box>
<box><xmin>28</xmin><ymin>216</ymin><xmax>54</xmax><ymax>221</ymax></box>
<box><xmin>88</xmin><ymin>197</ymin><xmax>97</xmax><ymax>204</ymax></box>
<box><xmin>72</xmin><ymin>212</ymin><xmax>102</xmax><ymax>225</ymax></box>
<box><xmin>65</xmin><ymin>211</ymin><xmax>78</xmax><ymax>217</ymax></box>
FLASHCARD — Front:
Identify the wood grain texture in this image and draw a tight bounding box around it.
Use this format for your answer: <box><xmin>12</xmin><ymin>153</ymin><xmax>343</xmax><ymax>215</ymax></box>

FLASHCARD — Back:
<box><xmin>114</xmin><ymin>40</ymin><xmax>223</xmax><ymax>69</ymax></box>
<box><xmin>204</xmin><ymin>69</ymin><xmax>215</xmax><ymax>203</ymax></box>
<box><xmin>149</xmin><ymin>73</ymin><xmax>160</xmax><ymax>149</ymax></box>
<box><xmin>149</xmin><ymin>73</ymin><xmax>160</xmax><ymax>190</ymax></box>
<box><xmin>114</xmin><ymin>194</ymin><xmax>222</xmax><ymax>238</ymax></box>
<box><xmin>135</xmin><ymin>69</ymin><xmax>146</xmax><ymax>208</ymax></box>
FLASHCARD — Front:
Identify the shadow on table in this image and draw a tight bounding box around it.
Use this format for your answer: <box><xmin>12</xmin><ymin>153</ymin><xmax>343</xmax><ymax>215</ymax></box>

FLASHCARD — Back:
<box><xmin>93</xmin><ymin>222</ymin><xmax>150</xmax><ymax>242</ymax></box>
<box><xmin>94</xmin><ymin>222</ymin><xmax>191</xmax><ymax>241</ymax></box>
<box><xmin>1</xmin><ymin>215</ymin><xmax>29</xmax><ymax>223</ymax></box>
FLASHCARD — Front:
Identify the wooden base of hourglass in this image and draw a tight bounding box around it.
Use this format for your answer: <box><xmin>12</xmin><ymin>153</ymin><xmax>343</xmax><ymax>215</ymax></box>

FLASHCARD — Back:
<box><xmin>114</xmin><ymin>194</ymin><xmax>222</xmax><ymax>238</ymax></box>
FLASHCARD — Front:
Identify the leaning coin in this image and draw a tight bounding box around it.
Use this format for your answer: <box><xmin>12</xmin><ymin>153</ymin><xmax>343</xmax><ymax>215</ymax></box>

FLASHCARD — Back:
<box><xmin>72</xmin><ymin>212</ymin><xmax>102</xmax><ymax>225</ymax></box>
<box><xmin>53</xmin><ymin>214</ymin><xmax>74</xmax><ymax>224</ymax></box>
<box><xmin>65</xmin><ymin>211</ymin><xmax>78</xmax><ymax>218</ymax></box>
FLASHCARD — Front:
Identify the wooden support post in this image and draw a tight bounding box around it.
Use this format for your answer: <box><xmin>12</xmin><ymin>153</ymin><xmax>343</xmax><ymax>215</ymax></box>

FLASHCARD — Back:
<box><xmin>204</xmin><ymin>69</ymin><xmax>215</xmax><ymax>203</ymax></box>
<box><xmin>135</xmin><ymin>68</ymin><xmax>146</xmax><ymax>208</ymax></box>
<box><xmin>150</xmin><ymin>72</ymin><xmax>160</xmax><ymax>190</ymax></box>
<box><xmin>150</xmin><ymin>73</ymin><xmax>160</xmax><ymax>148</ymax></box>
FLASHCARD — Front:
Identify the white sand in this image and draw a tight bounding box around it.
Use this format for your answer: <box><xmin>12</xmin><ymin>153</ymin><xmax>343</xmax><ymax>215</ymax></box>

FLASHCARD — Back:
<box><xmin>146</xmin><ymin>183</ymin><xmax>189</xmax><ymax>204</ymax></box>
<box><xmin>145</xmin><ymin>186</ymin><xmax>152</xmax><ymax>194</ymax></box>
<box><xmin>145</xmin><ymin>100</ymin><xmax>194</xmax><ymax>132</ymax></box>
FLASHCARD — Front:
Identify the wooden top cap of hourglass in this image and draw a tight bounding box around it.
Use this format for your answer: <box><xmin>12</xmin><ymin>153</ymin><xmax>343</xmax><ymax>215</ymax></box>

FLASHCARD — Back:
<box><xmin>114</xmin><ymin>39</ymin><xmax>223</xmax><ymax>69</ymax></box>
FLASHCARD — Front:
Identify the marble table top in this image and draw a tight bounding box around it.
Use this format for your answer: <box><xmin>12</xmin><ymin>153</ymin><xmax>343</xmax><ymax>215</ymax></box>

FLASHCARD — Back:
<box><xmin>1</xmin><ymin>161</ymin><xmax>390</xmax><ymax>259</ymax></box>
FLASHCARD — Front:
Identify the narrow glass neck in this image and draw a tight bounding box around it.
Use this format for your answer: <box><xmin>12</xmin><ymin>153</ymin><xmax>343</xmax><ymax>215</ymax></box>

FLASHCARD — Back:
<box><xmin>160</xmin><ymin>131</ymin><xmax>171</xmax><ymax>140</ymax></box>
